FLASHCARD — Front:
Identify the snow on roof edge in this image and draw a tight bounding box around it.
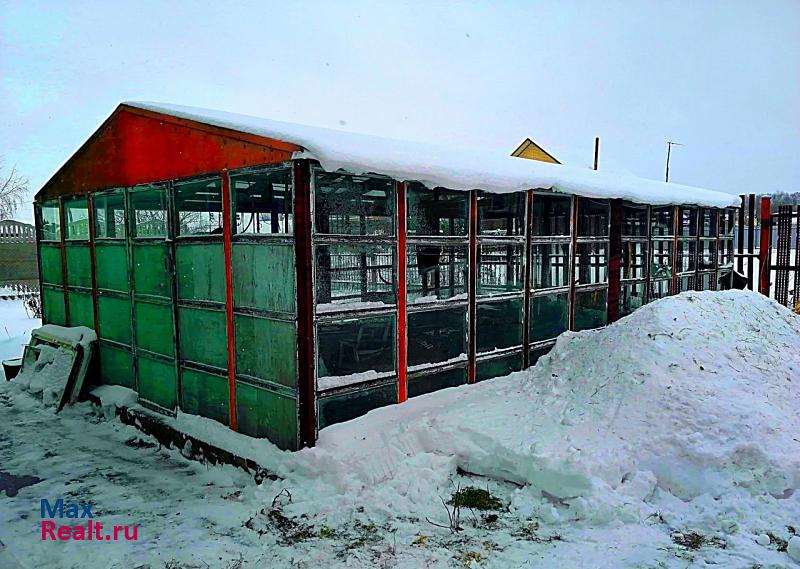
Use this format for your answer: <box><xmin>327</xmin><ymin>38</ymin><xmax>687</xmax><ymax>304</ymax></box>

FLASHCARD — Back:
<box><xmin>125</xmin><ymin>101</ymin><xmax>739</xmax><ymax>209</ymax></box>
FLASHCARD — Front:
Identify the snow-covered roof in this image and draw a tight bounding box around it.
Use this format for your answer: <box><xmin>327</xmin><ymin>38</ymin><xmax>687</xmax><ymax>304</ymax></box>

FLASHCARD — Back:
<box><xmin>126</xmin><ymin>101</ymin><xmax>738</xmax><ymax>208</ymax></box>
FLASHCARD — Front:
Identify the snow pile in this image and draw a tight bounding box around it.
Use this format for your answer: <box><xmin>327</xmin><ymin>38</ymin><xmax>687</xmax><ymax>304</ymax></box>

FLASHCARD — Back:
<box><xmin>282</xmin><ymin>291</ymin><xmax>799</xmax><ymax>527</ymax></box>
<box><xmin>125</xmin><ymin>102</ymin><xmax>738</xmax><ymax>208</ymax></box>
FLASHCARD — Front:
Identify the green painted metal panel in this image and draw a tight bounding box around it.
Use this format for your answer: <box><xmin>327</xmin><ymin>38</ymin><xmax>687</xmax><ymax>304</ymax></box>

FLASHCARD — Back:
<box><xmin>94</xmin><ymin>242</ymin><xmax>129</xmax><ymax>291</ymax></box>
<box><xmin>99</xmin><ymin>343</ymin><xmax>134</xmax><ymax>388</ymax></box>
<box><xmin>232</xmin><ymin>243</ymin><xmax>295</xmax><ymax>313</ymax></box>
<box><xmin>318</xmin><ymin>383</ymin><xmax>397</xmax><ymax>430</ymax></box>
<box><xmin>178</xmin><ymin>307</ymin><xmax>227</xmax><ymax>368</ymax></box>
<box><xmin>408</xmin><ymin>367</ymin><xmax>466</xmax><ymax>398</ymax></box>
<box><xmin>67</xmin><ymin>291</ymin><xmax>94</xmax><ymax>329</ymax></box>
<box><xmin>176</xmin><ymin>243</ymin><xmax>225</xmax><ymax>303</ymax></box>
<box><xmin>137</xmin><ymin>355</ymin><xmax>177</xmax><ymax>411</ymax></box>
<box><xmin>134</xmin><ymin>301</ymin><xmax>175</xmax><ymax>358</ymax></box>
<box><xmin>476</xmin><ymin>353</ymin><xmax>523</xmax><ymax>382</ymax></box>
<box><xmin>98</xmin><ymin>295</ymin><xmax>132</xmax><ymax>344</ymax></box>
<box><xmin>42</xmin><ymin>286</ymin><xmax>66</xmax><ymax>326</ymax></box>
<box><xmin>234</xmin><ymin>314</ymin><xmax>296</xmax><ymax>387</ymax></box>
<box><xmin>132</xmin><ymin>242</ymin><xmax>171</xmax><ymax>297</ymax></box>
<box><xmin>39</xmin><ymin>244</ymin><xmax>63</xmax><ymax>286</ymax></box>
<box><xmin>180</xmin><ymin>367</ymin><xmax>229</xmax><ymax>426</ymax></box>
<box><xmin>235</xmin><ymin>381</ymin><xmax>297</xmax><ymax>450</ymax></box>
<box><xmin>65</xmin><ymin>245</ymin><xmax>92</xmax><ymax>288</ymax></box>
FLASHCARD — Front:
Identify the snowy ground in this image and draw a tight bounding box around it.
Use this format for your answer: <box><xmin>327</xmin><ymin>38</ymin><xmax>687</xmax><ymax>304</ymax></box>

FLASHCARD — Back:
<box><xmin>1</xmin><ymin>291</ymin><xmax>799</xmax><ymax>568</ymax></box>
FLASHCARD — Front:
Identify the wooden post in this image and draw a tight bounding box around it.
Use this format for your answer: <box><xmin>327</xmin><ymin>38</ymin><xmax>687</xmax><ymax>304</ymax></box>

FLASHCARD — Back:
<box><xmin>396</xmin><ymin>181</ymin><xmax>408</xmax><ymax>402</ymax></box>
<box><xmin>758</xmin><ymin>196</ymin><xmax>772</xmax><ymax>296</ymax></box>
<box><xmin>221</xmin><ymin>170</ymin><xmax>237</xmax><ymax>431</ymax></box>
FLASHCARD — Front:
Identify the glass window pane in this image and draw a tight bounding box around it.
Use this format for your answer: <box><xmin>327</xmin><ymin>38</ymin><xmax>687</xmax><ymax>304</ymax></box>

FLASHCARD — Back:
<box><xmin>651</xmin><ymin>239</ymin><xmax>673</xmax><ymax>279</ymax></box>
<box><xmin>651</xmin><ymin>206</ymin><xmax>674</xmax><ymax>237</ymax></box>
<box><xmin>723</xmin><ymin>209</ymin><xmax>736</xmax><ymax>237</ymax></box>
<box><xmin>700</xmin><ymin>208</ymin><xmax>717</xmax><ymax>237</ymax></box>
<box><xmin>233</xmin><ymin>168</ymin><xmax>293</xmax><ymax>235</ymax></box>
<box><xmin>93</xmin><ymin>191</ymin><xmax>126</xmax><ymax>239</ymax></box>
<box><xmin>621</xmin><ymin>241</ymin><xmax>647</xmax><ymax>280</ymax></box>
<box><xmin>620</xmin><ymin>282</ymin><xmax>645</xmax><ymax>317</ymax></box>
<box><xmin>477</xmin><ymin>353</ymin><xmax>523</xmax><ymax>382</ymax></box>
<box><xmin>676</xmin><ymin>239</ymin><xmax>696</xmax><ymax>273</ymax></box>
<box><xmin>176</xmin><ymin>177</ymin><xmax>223</xmax><ymax>235</ymax></box>
<box><xmin>130</xmin><ymin>185</ymin><xmax>168</xmax><ymax>237</ymax></box>
<box><xmin>679</xmin><ymin>206</ymin><xmax>697</xmax><ymax>237</ymax></box>
<box><xmin>64</xmin><ymin>199</ymin><xmax>89</xmax><ymax>240</ymax></box>
<box><xmin>477</xmin><ymin>299</ymin><xmax>522</xmax><ymax>353</ymax></box>
<box><xmin>407</xmin><ymin>244</ymin><xmax>467</xmax><ymax>302</ymax></box>
<box><xmin>314</xmin><ymin>172</ymin><xmax>393</xmax><ymax>236</ymax></box>
<box><xmin>478</xmin><ymin>192</ymin><xmax>525</xmax><ymax>236</ymax></box>
<box><xmin>531</xmin><ymin>243</ymin><xmax>569</xmax><ymax>289</ymax></box>
<box><xmin>575</xmin><ymin>242</ymin><xmax>608</xmax><ymax>285</ymax></box>
<box><xmin>577</xmin><ymin>198</ymin><xmax>609</xmax><ymax>237</ymax></box>
<box><xmin>574</xmin><ymin>289</ymin><xmax>607</xmax><ymax>331</ymax></box>
<box><xmin>650</xmin><ymin>279</ymin><xmax>672</xmax><ymax>300</ymax></box>
<box><xmin>718</xmin><ymin>238</ymin><xmax>734</xmax><ymax>268</ymax></box>
<box><xmin>408</xmin><ymin>307</ymin><xmax>466</xmax><ymax>368</ymax></box>
<box><xmin>407</xmin><ymin>183</ymin><xmax>468</xmax><ymax>236</ymax></box>
<box><xmin>317</xmin><ymin>316</ymin><xmax>395</xmax><ymax>380</ymax></box>
<box><xmin>315</xmin><ymin>244</ymin><xmax>395</xmax><ymax>310</ymax></box>
<box><xmin>478</xmin><ymin>244</ymin><xmax>523</xmax><ymax>295</ymax></box>
<box><xmin>530</xmin><ymin>293</ymin><xmax>569</xmax><ymax>342</ymax></box>
<box><xmin>38</xmin><ymin>201</ymin><xmax>61</xmax><ymax>241</ymax></box>
<box><xmin>531</xmin><ymin>195</ymin><xmax>571</xmax><ymax>236</ymax></box>
<box><xmin>698</xmin><ymin>240</ymin><xmax>716</xmax><ymax>270</ymax></box>
<box><xmin>622</xmin><ymin>204</ymin><xmax>648</xmax><ymax>237</ymax></box>
<box><xmin>678</xmin><ymin>274</ymin><xmax>695</xmax><ymax>292</ymax></box>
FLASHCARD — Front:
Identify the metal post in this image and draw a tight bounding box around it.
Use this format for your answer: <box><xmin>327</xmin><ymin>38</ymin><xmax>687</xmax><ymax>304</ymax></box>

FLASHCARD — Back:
<box><xmin>736</xmin><ymin>196</ymin><xmax>745</xmax><ymax>275</ymax></box>
<box><xmin>221</xmin><ymin>170</ymin><xmax>237</xmax><ymax>431</ymax></box>
<box><xmin>758</xmin><ymin>196</ymin><xmax>772</xmax><ymax>296</ymax></box>
<box><xmin>58</xmin><ymin>197</ymin><xmax>70</xmax><ymax>324</ymax></box>
<box><xmin>747</xmin><ymin>194</ymin><xmax>756</xmax><ymax>289</ymax></box>
<box><xmin>671</xmin><ymin>206</ymin><xmax>680</xmax><ymax>295</ymax></box>
<box><xmin>521</xmin><ymin>190</ymin><xmax>534</xmax><ymax>367</ymax></box>
<box><xmin>568</xmin><ymin>196</ymin><xmax>578</xmax><ymax>330</ymax></box>
<box><xmin>87</xmin><ymin>194</ymin><xmax>100</xmax><ymax>334</ymax></box>
<box><xmin>607</xmin><ymin>199</ymin><xmax>622</xmax><ymax>322</ymax></box>
<box><xmin>467</xmin><ymin>190</ymin><xmax>478</xmax><ymax>384</ymax></box>
<box><xmin>593</xmin><ymin>137</ymin><xmax>600</xmax><ymax>171</ymax></box>
<box><xmin>396</xmin><ymin>181</ymin><xmax>408</xmax><ymax>402</ymax></box>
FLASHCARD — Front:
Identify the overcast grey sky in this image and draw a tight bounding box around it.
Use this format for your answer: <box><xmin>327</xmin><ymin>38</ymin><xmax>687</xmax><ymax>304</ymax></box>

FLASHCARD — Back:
<box><xmin>1</xmin><ymin>0</ymin><xmax>798</xmax><ymax>221</ymax></box>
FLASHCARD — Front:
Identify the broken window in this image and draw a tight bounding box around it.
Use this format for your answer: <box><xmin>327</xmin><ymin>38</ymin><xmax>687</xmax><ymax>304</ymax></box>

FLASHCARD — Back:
<box><xmin>233</xmin><ymin>167</ymin><xmax>293</xmax><ymax>235</ymax></box>
<box><xmin>531</xmin><ymin>195</ymin><xmax>571</xmax><ymax>236</ymax></box>
<box><xmin>575</xmin><ymin>242</ymin><xmax>608</xmax><ymax>285</ymax></box>
<box><xmin>477</xmin><ymin>299</ymin><xmax>522</xmax><ymax>353</ymax></box>
<box><xmin>175</xmin><ymin>177</ymin><xmax>224</xmax><ymax>236</ymax></box>
<box><xmin>407</xmin><ymin>244</ymin><xmax>467</xmax><ymax>302</ymax></box>
<box><xmin>407</xmin><ymin>307</ymin><xmax>466</xmax><ymax>368</ymax></box>
<box><xmin>314</xmin><ymin>172</ymin><xmax>394</xmax><ymax>236</ymax></box>
<box><xmin>407</xmin><ymin>184</ymin><xmax>468</xmax><ymax>236</ymax></box>
<box><xmin>317</xmin><ymin>316</ymin><xmax>395</xmax><ymax>379</ymax></box>
<box><xmin>130</xmin><ymin>185</ymin><xmax>168</xmax><ymax>238</ymax></box>
<box><xmin>530</xmin><ymin>293</ymin><xmax>569</xmax><ymax>342</ymax></box>
<box><xmin>37</xmin><ymin>201</ymin><xmax>61</xmax><ymax>241</ymax></box>
<box><xmin>93</xmin><ymin>191</ymin><xmax>126</xmax><ymax>239</ymax></box>
<box><xmin>64</xmin><ymin>199</ymin><xmax>89</xmax><ymax>240</ymax></box>
<box><xmin>315</xmin><ymin>244</ymin><xmax>395</xmax><ymax>309</ymax></box>
<box><xmin>478</xmin><ymin>244</ymin><xmax>524</xmax><ymax>295</ymax></box>
<box><xmin>477</xmin><ymin>192</ymin><xmax>526</xmax><ymax>236</ymax></box>
<box><xmin>531</xmin><ymin>243</ymin><xmax>570</xmax><ymax>289</ymax></box>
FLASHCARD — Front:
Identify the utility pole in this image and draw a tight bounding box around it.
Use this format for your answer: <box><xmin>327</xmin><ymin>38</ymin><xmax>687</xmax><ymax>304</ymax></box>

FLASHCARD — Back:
<box><xmin>665</xmin><ymin>141</ymin><xmax>684</xmax><ymax>183</ymax></box>
<box><xmin>593</xmin><ymin>137</ymin><xmax>600</xmax><ymax>171</ymax></box>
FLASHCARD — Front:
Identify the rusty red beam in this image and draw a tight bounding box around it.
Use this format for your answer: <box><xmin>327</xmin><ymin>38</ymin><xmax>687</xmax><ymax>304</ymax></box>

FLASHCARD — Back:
<box><xmin>568</xmin><ymin>196</ymin><xmax>579</xmax><ymax>330</ymax></box>
<box><xmin>467</xmin><ymin>190</ymin><xmax>478</xmax><ymax>384</ymax></box>
<box><xmin>521</xmin><ymin>190</ymin><xmax>534</xmax><ymax>367</ymax></box>
<box><xmin>221</xmin><ymin>170</ymin><xmax>237</xmax><ymax>431</ymax></box>
<box><xmin>758</xmin><ymin>196</ymin><xmax>772</xmax><ymax>296</ymax></box>
<box><xmin>607</xmin><ymin>199</ymin><xmax>622</xmax><ymax>323</ymax></box>
<box><xmin>671</xmin><ymin>206</ymin><xmax>679</xmax><ymax>295</ymax></box>
<box><xmin>396</xmin><ymin>182</ymin><xmax>408</xmax><ymax>402</ymax></box>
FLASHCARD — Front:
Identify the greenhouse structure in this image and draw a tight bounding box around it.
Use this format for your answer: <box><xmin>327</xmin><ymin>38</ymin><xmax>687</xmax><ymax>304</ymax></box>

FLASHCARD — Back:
<box><xmin>33</xmin><ymin>102</ymin><xmax>739</xmax><ymax>450</ymax></box>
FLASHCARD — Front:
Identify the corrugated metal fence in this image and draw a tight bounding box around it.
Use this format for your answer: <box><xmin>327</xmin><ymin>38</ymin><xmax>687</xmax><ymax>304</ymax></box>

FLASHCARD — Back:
<box><xmin>0</xmin><ymin>219</ymin><xmax>39</xmax><ymax>283</ymax></box>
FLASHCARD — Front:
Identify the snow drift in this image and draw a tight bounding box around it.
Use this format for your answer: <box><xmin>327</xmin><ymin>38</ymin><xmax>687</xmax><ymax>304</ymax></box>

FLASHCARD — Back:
<box><xmin>287</xmin><ymin>291</ymin><xmax>800</xmax><ymax>524</ymax></box>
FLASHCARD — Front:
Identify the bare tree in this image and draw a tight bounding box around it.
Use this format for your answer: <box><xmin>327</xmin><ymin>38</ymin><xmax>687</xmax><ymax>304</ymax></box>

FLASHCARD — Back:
<box><xmin>0</xmin><ymin>159</ymin><xmax>29</xmax><ymax>219</ymax></box>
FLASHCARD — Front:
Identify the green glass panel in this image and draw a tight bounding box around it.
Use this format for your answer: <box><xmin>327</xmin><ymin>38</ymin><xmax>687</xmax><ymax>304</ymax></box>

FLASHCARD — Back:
<box><xmin>93</xmin><ymin>191</ymin><xmax>126</xmax><ymax>239</ymax></box>
<box><xmin>477</xmin><ymin>192</ymin><xmax>526</xmax><ymax>236</ymax></box>
<box><xmin>233</xmin><ymin>243</ymin><xmax>295</xmax><ymax>313</ymax></box>
<box><xmin>68</xmin><ymin>291</ymin><xmax>94</xmax><ymax>329</ymax></box>
<box><xmin>317</xmin><ymin>315</ymin><xmax>394</xmax><ymax>379</ymax></box>
<box><xmin>477</xmin><ymin>244</ymin><xmax>524</xmax><ymax>295</ymax></box>
<box><xmin>134</xmin><ymin>301</ymin><xmax>174</xmax><ymax>357</ymax></box>
<box><xmin>235</xmin><ymin>382</ymin><xmax>297</xmax><ymax>450</ymax></box>
<box><xmin>318</xmin><ymin>383</ymin><xmax>397</xmax><ymax>429</ymax></box>
<box><xmin>235</xmin><ymin>314</ymin><xmax>296</xmax><ymax>387</ymax></box>
<box><xmin>175</xmin><ymin>177</ymin><xmax>223</xmax><ymax>235</ymax></box>
<box><xmin>477</xmin><ymin>299</ymin><xmax>522</xmax><ymax>353</ymax></box>
<box><xmin>132</xmin><ymin>243</ymin><xmax>171</xmax><ymax>297</ymax></box>
<box><xmin>531</xmin><ymin>195</ymin><xmax>571</xmax><ymax>236</ymax></box>
<box><xmin>476</xmin><ymin>353</ymin><xmax>523</xmax><ymax>382</ymax></box>
<box><xmin>314</xmin><ymin>171</ymin><xmax>394</xmax><ymax>236</ymax></box>
<box><xmin>37</xmin><ymin>201</ymin><xmax>61</xmax><ymax>241</ymax></box>
<box><xmin>130</xmin><ymin>185</ymin><xmax>168</xmax><ymax>237</ymax></box>
<box><xmin>94</xmin><ymin>242</ymin><xmax>128</xmax><ymax>291</ymax></box>
<box><xmin>176</xmin><ymin>243</ymin><xmax>225</xmax><ymax>303</ymax></box>
<box><xmin>530</xmin><ymin>293</ymin><xmax>569</xmax><ymax>342</ymax></box>
<box><xmin>64</xmin><ymin>199</ymin><xmax>90</xmax><ymax>240</ymax></box>
<box><xmin>232</xmin><ymin>167</ymin><xmax>293</xmax><ymax>235</ymax></box>
<box><xmin>98</xmin><ymin>295</ymin><xmax>132</xmax><ymax>344</ymax></box>
<box><xmin>99</xmin><ymin>343</ymin><xmax>134</xmax><ymax>388</ymax></box>
<box><xmin>408</xmin><ymin>367</ymin><xmax>466</xmax><ymax>398</ymax></box>
<box><xmin>575</xmin><ymin>289</ymin><xmax>608</xmax><ymax>331</ymax></box>
<box><xmin>39</xmin><ymin>244</ymin><xmax>63</xmax><ymax>286</ymax></box>
<box><xmin>42</xmin><ymin>287</ymin><xmax>66</xmax><ymax>326</ymax></box>
<box><xmin>620</xmin><ymin>282</ymin><xmax>645</xmax><ymax>317</ymax></box>
<box><xmin>179</xmin><ymin>307</ymin><xmax>227</xmax><ymax>368</ymax></box>
<box><xmin>180</xmin><ymin>367</ymin><xmax>229</xmax><ymax>425</ymax></box>
<box><xmin>407</xmin><ymin>183</ymin><xmax>467</xmax><ymax>236</ymax></box>
<box><xmin>137</xmin><ymin>355</ymin><xmax>177</xmax><ymax>411</ymax></box>
<box><xmin>408</xmin><ymin>308</ymin><xmax>466</xmax><ymax>368</ymax></box>
<box><xmin>65</xmin><ymin>245</ymin><xmax>92</xmax><ymax>288</ymax></box>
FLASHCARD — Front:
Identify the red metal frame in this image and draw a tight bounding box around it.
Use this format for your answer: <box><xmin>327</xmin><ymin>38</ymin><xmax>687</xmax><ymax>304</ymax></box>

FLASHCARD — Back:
<box><xmin>521</xmin><ymin>190</ymin><xmax>534</xmax><ymax>367</ymax></box>
<box><xmin>221</xmin><ymin>170</ymin><xmax>237</xmax><ymax>431</ymax></box>
<box><xmin>87</xmin><ymin>194</ymin><xmax>100</xmax><ymax>334</ymax></box>
<box><xmin>671</xmin><ymin>206</ymin><xmax>680</xmax><ymax>295</ymax></box>
<box><xmin>396</xmin><ymin>182</ymin><xmax>408</xmax><ymax>402</ymax></box>
<box><xmin>568</xmin><ymin>196</ymin><xmax>578</xmax><ymax>331</ymax></box>
<box><xmin>606</xmin><ymin>199</ymin><xmax>623</xmax><ymax>323</ymax></box>
<box><xmin>294</xmin><ymin>160</ymin><xmax>316</xmax><ymax>448</ymax></box>
<box><xmin>467</xmin><ymin>190</ymin><xmax>478</xmax><ymax>384</ymax></box>
<box><xmin>758</xmin><ymin>196</ymin><xmax>772</xmax><ymax>296</ymax></box>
